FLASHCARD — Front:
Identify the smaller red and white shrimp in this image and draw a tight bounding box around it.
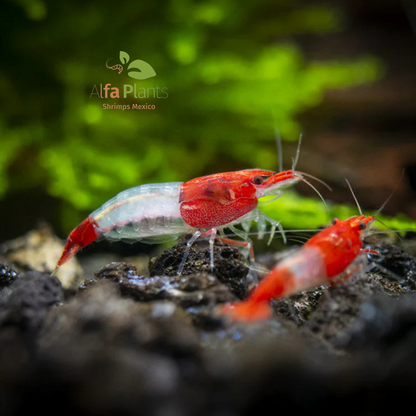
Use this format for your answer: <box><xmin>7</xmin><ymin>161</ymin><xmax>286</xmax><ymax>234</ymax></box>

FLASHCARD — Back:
<box><xmin>220</xmin><ymin>213</ymin><xmax>380</xmax><ymax>322</ymax></box>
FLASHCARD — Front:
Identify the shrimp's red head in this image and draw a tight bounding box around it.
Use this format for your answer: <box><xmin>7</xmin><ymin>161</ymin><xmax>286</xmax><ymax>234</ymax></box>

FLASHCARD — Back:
<box><xmin>306</xmin><ymin>215</ymin><xmax>375</xmax><ymax>279</ymax></box>
<box><xmin>256</xmin><ymin>170</ymin><xmax>300</xmax><ymax>197</ymax></box>
<box><xmin>332</xmin><ymin>215</ymin><xmax>375</xmax><ymax>236</ymax></box>
<box><xmin>179</xmin><ymin>169</ymin><xmax>297</xmax><ymax>228</ymax></box>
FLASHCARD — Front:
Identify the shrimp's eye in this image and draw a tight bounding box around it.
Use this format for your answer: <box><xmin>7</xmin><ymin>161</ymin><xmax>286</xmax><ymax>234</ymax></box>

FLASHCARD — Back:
<box><xmin>252</xmin><ymin>176</ymin><xmax>264</xmax><ymax>185</ymax></box>
<box><xmin>359</xmin><ymin>221</ymin><xmax>367</xmax><ymax>230</ymax></box>
<box><xmin>332</xmin><ymin>218</ymin><xmax>339</xmax><ymax>225</ymax></box>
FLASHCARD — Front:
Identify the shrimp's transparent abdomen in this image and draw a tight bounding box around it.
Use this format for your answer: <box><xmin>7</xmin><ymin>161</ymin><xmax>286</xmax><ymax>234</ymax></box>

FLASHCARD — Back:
<box><xmin>91</xmin><ymin>182</ymin><xmax>194</xmax><ymax>243</ymax></box>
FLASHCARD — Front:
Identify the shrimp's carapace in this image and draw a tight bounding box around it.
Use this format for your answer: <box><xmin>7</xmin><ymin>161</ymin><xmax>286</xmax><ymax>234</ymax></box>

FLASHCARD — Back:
<box><xmin>221</xmin><ymin>215</ymin><xmax>376</xmax><ymax>322</ymax></box>
<box><xmin>304</xmin><ymin>215</ymin><xmax>374</xmax><ymax>278</ymax></box>
<box><xmin>179</xmin><ymin>169</ymin><xmax>298</xmax><ymax>228</ymax></box>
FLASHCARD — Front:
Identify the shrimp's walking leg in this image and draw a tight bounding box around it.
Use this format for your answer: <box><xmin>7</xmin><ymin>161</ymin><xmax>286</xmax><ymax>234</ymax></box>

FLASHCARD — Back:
<box><xmin>220</xmin><ymin>237</ymin><xmax>255</xmax><ymax>263</ymax></box>
<box><xmin>360</xmin><ymin>248</ymin><xmax>380</xmax><ymax>256</ymax></box>
<box><xmin>221</xmin><ymin>225</ymin><xmax>259</xmax><ymax>286</ymax></box>
<box><xmin>265</xmin><ymin>217</ymin><xmax>285</xmax><ymax>245</ymax></box>
<box><xmin>208</xmin><ymin>228</ymin><xmax>217</xmax><ymax>272</ymax></box>
<box><xmin>199</xmin><ymin>228</ymin><xmax>218</xmax><ymax>272</ymax></box>
<box><xmin>237</xmin><ymin>208</ymin><xmax>286</xmax><ymax>245</ymax></box>
<box><xmin>257</xmin><ymin>190</ymin><xmax>283</xmax><ymax>244</ymax></box>
<box><xmin>228</xmin><ymin>225</ymin><xmax>254</xmax><ymax>261</ymax></box>
<box><xmin>329</xmin><ymin>257</ymin><xmax>366</xmax><ymax>286</ymax></box>
<box><xmin>220</xmin><ymin>235</ymin><xmax>259</xmax><ymax>287</ymax></box>
<box><xmin>257</xmin><ymin>210</ymin><xmax>285</xmax><ymax>245</ymax></box>
<box><xmin>177</xmin><ymin>230</ymin><xmax>201</xmax><ymax>276</ymax></box>
<box><xmin>330</xmin><ymin>250</ymin><xmax>379</xmax><ymax>285</ymax></box>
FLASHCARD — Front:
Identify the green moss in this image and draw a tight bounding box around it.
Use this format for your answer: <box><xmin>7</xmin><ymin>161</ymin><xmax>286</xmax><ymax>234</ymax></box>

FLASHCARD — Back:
<box><xmin>259</xmin><ymin>191</ymin><xmax>416</xmax><ymax>233</ymax></box>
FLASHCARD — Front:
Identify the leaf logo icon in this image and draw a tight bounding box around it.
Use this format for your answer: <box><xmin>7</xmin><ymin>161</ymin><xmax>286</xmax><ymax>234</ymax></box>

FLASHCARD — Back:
<box><xmin>127</xmin><ymin>60</ymin><xmax>156</xmax><ymax>80</ymax></box>
<box><xmin>105</xmin><ymin>51</ymin><xmax>156</xmax><ymax>80</ymax></box>
<box><xmin>120</xmin><ymin>51</ymin><xmax>130</xmax><ymax>65</ymax></box>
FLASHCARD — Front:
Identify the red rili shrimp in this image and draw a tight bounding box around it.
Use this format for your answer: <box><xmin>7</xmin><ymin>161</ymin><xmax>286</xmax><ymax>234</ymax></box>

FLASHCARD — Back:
<box><xmin>220</xmin><ymin>214</ymin><xmax>380</xmax><ymax>322</ymax></box>
<box><xmin>53</xmin><ymin>134</ymin><xmax>328</xmax><ymax>276</ymax></box>
<box><xmin>53</xmin><ymin>168</ymin><xmax>315</xmax><ymax>275</ymax></box>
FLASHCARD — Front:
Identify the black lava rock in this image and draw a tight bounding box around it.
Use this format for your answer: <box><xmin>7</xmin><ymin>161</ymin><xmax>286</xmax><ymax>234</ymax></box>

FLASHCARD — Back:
<box><xmin>149</xmin><ymin>235</ymin><xmax>250</xmax><ymax>299</ymax></box>
<box><xmin>370</xmin><ymin>241</ymin><xmax>416</xmax><ymax>292</ymax></box>
<box><xmin>12</xmin><ymin>283</ymin><xmax>207</xmax><ymax>416</ymax></box>
<box><xmin>0</xmin><ymin>271</ymin><xmax>62</xmax><ymax>334</ymax></box>
<box><xmin>2</xmin><ymin>236</ymin><xmax>416</xmax><ymax>416</ymax></box>
<box><xmin>82</xmin><ymin>261</ymin><xmax>236</xmax><ymax>329</ymax></box>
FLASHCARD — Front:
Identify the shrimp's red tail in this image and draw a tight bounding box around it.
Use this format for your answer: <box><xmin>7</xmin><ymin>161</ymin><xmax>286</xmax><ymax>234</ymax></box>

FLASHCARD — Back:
<box><xmin>55</xmin><ymin>217</ymin><xmax>100</xmax><ymax>270</ymax></box>
<box><xmin>220</xmin><ymin>300</ymin><xmax>272</xmax><ymax>322</ymax></box>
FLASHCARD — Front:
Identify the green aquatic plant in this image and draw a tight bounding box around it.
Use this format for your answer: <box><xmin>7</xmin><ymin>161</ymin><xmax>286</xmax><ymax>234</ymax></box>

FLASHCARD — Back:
<box><xmin>259</xmin><ymin>192</ymin><xmax>416</xmax><ymax>234</ymax></box>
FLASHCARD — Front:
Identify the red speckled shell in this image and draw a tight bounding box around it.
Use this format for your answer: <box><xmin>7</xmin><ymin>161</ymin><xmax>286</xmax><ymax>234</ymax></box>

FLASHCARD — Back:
<box><xmin>179</xmin><ymin>170</ymin><xmax>267</xmax><ymax>228</ymax></box>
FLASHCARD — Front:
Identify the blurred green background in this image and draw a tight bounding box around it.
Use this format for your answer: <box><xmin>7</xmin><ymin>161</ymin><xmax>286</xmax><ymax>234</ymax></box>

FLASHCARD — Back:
<box><xmin>1</xmin><ymin>0</ymin><xmax>415</xmax><ymax>243</ymax></box>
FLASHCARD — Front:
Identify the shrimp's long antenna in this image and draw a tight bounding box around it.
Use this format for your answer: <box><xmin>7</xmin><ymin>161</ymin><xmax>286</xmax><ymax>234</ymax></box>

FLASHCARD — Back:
<box><xmin>271</xmin><ymin>130</ymin><xmax>330</xmax><ymax>219</ymax></box>
<box><xmin>368</xmin><ymin>221</ymin><xmax>403</xmax><ymax>242</ymax></box>
<box><xmin>51</xmin><ymin>266</ymin><xmax>59</xmax><ymax>277</ymax></box>
<box><xmin>260</xmin><ymin>194</ymin><xmax>282</xmax><ymax>205</ymax></box>
<box><xmin>275</xmin><ymin>126</ymin><xmax>283</xmax><ymax>173</ymax></box>
<box><xmin>374</xmin><ymin>170</ymin><xmax>405</xmax><ymax>217</ymax></box>
<box><xmin>373</xmin><ymin>218</ymin><xmax>393</xmax><ymax>230</ymax></box>
<box><xmin>345</xmin><ymin>174</ymin><xmax>404</xmax><ymax>241</ymax></box>
<box><xmin>291</xmin><ymin>132</ymin><xmax>303</xmax><ymax>172</ymax></box>
<box><xmin>345</xmin><ymin>179</ymin><xmax>363</xmax><ymax>215</ymax></box>
<box><xmin>294</xmin><ymin>173</ymin><xmax>329</xmax><ymax>216</ymax></box>
<box><xmin>296</xmin><ymin>171</ymin><xmax>332</xmax><ymax>191</ymax></box>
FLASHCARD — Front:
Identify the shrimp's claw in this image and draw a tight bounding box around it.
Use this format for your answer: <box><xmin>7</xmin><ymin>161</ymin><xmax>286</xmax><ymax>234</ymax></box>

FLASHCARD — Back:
<box><xmin>220</xmin><ymin>300</ymin><xmax>272</xmax><ymax>322</ymax></box>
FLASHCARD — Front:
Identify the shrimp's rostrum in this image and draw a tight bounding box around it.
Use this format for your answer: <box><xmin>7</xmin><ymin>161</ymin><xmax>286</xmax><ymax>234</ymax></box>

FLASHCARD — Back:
<box><xmin>54</xmin><ymin>168</ymin><xmax>304</xmax><ymax>273</ymax></box>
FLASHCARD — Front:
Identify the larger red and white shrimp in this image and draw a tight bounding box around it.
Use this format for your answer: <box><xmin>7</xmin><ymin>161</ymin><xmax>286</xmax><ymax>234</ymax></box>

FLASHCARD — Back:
<box><xmin>220</xmin><ymin>214</ymin><xmax>380</xmax><ymax>321</ymax></box>
<box><xmin>53</xmin><ymin>132</ymin><xmax>331</xmax><ymax>275</ymax></box>
<box><xmin>53</xmin><ymin>168</ymin><xmax>316</xmax><ymax>275</ymax></box>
